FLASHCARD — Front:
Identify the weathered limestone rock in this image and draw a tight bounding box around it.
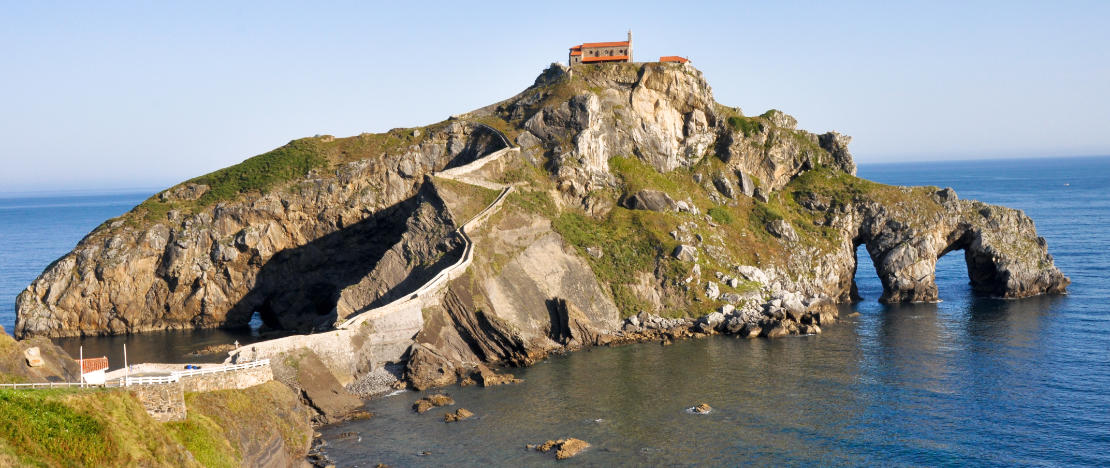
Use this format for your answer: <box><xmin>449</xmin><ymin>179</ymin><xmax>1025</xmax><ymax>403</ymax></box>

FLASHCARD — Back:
<box><xmin>622</xmin><ymin>189</ymin><xmax>677</xmax><ymax>212</ymax></box>
<box><xmin>534</xmin><ymin>438</ymin><xmax>590</xmax><ymax>460</ymax></box>
<box><xmin>159</xmin><ymin>183</ymin><xmax>209</xmax><ymax>202</ymax></box>
<box><xmin>443</xmin><ymin>408</ymin><xmax>474</xmax><ymax>423</ymax></box>
<box><xmin>673</xmin><ymin>245</ymin><xmax>698</xmax><ymax>261</ymax></box>
<box><xmin>413</xmin><ymin>394</ymin><xmax>455</xmax><ymax>413</ymax></box>
<box><xmin>0</xmin><ymin>327</ymin><xmax>79</xmax><ymax>382</ymax></box>
<box><xmin>766</xmin><ymin>219</ymin><xmax>799</xmax><ymax>242</ymax></box>
<box><xmin>12</xmin><ymin>62</ymin><xmax>1069</xmax><ymax>396</ymax></box>
<box><xmin>270</xmin><ymin>349</ymin><xmax>363</xmax><ymax>424</ymax></box>
<box><xmin>712</xmin><ymin>172</ymin><xmax>737</xmax><ymax>198</ymax></box>
<box><xmin>23</xmin><ymin>347</ymin><xmax>43</xmax><ymax>368</ymax></box>
<box><xmin>736</xmin><ymin>171</ymin><xmax>755</xmax><ymax>197</ymax></box>
<box><xmin>16</xmin><ymin>122</ymin><xmax>506</xmax><ymax>338</ymax></box>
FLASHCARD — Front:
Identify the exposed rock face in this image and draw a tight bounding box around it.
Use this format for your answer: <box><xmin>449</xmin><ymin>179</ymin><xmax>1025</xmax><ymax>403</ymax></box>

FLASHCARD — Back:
<box><xmin>850</xmin><ymin>197</ymin><xmax>1070</xmax><ymax>303</ymax></box>
<box><xmin>270</xmin><ymin>349</ymin><xmax>364</xmax><ymax>424</ymax></box>
<box><xmin>16</xmin><ymin>123</ymin><xmax>506</xmax><ymax>338</ymax></box>
<box><xmin>622</xmin><ymin>189</ymin><xmax>676</xmax><ymax>212</ymax></box>
<box><xmin>0</xmin><ymin>326</ymin><xmax>80</xmax><ymax>382</ymax></box>
<box><xmin>15</xmin><ymin>62</ymin><xmax>1068</xmax><ymax>395</ymax></box>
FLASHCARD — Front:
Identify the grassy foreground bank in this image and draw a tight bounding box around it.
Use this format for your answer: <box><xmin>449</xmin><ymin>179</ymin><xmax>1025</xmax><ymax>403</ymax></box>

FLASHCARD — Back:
<box><xmin>0</xmin><ymin>381</ymin><xmax>311</xmax><ymax>467</ymax></box>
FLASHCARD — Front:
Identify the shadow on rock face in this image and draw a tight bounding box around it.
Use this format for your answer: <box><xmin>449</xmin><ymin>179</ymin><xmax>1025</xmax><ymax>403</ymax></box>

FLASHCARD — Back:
<box><xmin>226</xmin><ymin>186</ymin><xmax>460</xmax><ymax>333</ymax></box>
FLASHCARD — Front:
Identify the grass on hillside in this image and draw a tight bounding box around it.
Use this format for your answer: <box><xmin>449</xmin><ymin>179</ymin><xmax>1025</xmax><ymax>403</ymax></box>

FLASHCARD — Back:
<box><xmin>432</xmin><ymin>177</ymin><xmax>501</xmax><ymax>225</ymax></box>
<box><xmin>124</xmin><ymin>126</ymin><xmax>449</xmax><ymax>226</ymax></box>
<box><xmin>0</xmin><ymin>387</ymin><xmax>199</xmax><ymax>467</ymax></box>
<box><xmin>0</xmin><ymin>389</ymin><xmax>116</xmax><ymax>467</ymax></box>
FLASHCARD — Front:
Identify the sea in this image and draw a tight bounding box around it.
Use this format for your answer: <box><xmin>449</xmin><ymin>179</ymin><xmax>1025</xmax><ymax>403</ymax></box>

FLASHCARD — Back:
<box><xmin>2</xmin><ymin>156</ymin><xmax>1108</xmax><ymax>466</ymax></box>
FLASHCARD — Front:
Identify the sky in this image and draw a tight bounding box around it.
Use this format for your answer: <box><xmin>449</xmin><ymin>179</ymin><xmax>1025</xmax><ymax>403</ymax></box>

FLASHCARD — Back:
<box><xmin>1</xmin><ymin>1</ymin><xmax>1108</xmax><ymax>193</ymax></box>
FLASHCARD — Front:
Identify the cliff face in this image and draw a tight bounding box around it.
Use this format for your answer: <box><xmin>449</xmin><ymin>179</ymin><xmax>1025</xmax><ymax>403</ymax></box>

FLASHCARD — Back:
<box><xmin>16</xmin><ymin>62</ymin><xmax>1068</xmax><ymax>377</ymax></box>
<box><xmin>17</xmin><ymin>123</ymin><xmax>503</xmax><ymax>337</ymax></box>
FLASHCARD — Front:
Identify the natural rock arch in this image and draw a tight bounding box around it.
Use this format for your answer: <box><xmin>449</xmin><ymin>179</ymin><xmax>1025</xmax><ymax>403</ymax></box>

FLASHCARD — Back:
<box><xmin>849</xmin><ymin>194</ymin><xmax>1069</xmax><ymax>304</ymax></box>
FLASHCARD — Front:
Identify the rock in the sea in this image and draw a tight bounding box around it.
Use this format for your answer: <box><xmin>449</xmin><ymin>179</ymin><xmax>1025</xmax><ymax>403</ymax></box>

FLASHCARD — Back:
<box><xmin>413</xmin><ymin>394</ymin><xmax>455</xmax><ymax>413</ymax></box>
<box><xmin>444</xmin><ymin>408</ymin><xmax>474</xmax><ymax>423</ymax></box>
<box><xmin>534</xmin><ymin>438</ymin><xmax>590</xmax><ymax>460</ymax></box>
<box><xmin>692</xmin><ymin>403</ymin><xmax>712</xmax><ymax>414</ymax></box>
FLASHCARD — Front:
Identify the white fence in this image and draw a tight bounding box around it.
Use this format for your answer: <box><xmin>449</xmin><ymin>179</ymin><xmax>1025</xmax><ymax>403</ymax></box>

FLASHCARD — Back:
<box><xmin>0</xmin><ymin>359</ymin><xmax>270</xmax><ymax>390</ymax></box>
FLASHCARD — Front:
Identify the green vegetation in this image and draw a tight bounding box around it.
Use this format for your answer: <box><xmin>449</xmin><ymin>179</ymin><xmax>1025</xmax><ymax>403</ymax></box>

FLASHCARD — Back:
<box><xmin>0</xmin><ymin>389</ymin><xmax>115</xmax><ymax>466</ymax></box>
<box><xmin>505</xmin><ymin>189</ymin><xmax>556</xmax><ymax>215</ymax></box>
<box><xmin>122</xmin><ymin>126</ymin><xmax>446</xmax><ymax>226</ymax></box>
<box><xmin>192</xmin><ymin>138</ymin><xmax>327</xmax><ymax>206</ymax></box>
<box><xmin>609</xmin><ymin>156</ymin><xmax>698</xmax><ymax>197</ymax></box>
<box><xmin>432</xmin><ymin>177</ymin><xmax>501</xmax><ymax>224</ymax></box>
<box><xmin>173</xmin><ymin>382</ymin><xmax>310</xmax><ymax>467</ymax></box>
<box><xmin>553</xmin><ymin>208</ymin><xmax>675</xmax><ymax>317</ymax></box>
<box><xmin>0</xmin><ymin>387</ymin><xmax>197</xmax><ymax>467</ymax></box>
<box><xmin>165</xmin><ymin>414</ymin><xmax>238</xmax><ymax>468</ymax></box>
<box><xmin>707</xmin><ymin>206</ymin><xmax>733</xmax><ymax>225</ymax></box>
<box><xmin>0</xmin><ymin>380</ymin><xmax>309</xmax><ymax>467</ymax></box>
<box><xmin>726</xmin><ymin>115</ymin><xmax>765</xmax><ymax>137</ymax></box>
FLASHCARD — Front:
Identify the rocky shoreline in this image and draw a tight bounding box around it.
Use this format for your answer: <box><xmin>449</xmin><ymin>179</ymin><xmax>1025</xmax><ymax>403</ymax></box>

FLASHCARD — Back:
<box><xmin>9</xmin><ymin>61</ymin><xmax>1070</xmax><ymax>466</ymax></box>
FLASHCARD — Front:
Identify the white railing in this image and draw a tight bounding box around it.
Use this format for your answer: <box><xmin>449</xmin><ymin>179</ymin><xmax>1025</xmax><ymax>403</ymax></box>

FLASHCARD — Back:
<box><xmin>225</xmin><ymin>125</ymin><xmax>518</xmax><ymax>362</ymax></box>
<box><xmin>0</xmin><ymin>359</ymin><xmax>271</xmax><ymax>390</ymax></box>
<box><xmin>124</xmin><ymin>375</ymin><xmax>179</xmax><ymax>385</ymax></box>
<box><xmin>0</xmin><ymin>381</ymin><xmax>96</xmax><ymax>389</ymax></box>
<box><xmin>171</xmin><ymin>359</ymin><xmax>270</xmax><ymax>378</ymax></box>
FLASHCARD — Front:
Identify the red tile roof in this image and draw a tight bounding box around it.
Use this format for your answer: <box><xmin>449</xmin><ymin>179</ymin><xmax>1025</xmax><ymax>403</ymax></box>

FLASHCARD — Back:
<box><xmin>582</xmin><ymin>55</ymin><xmax>630</xmax><ymax>63</ymax></box>
<box><xmin>79</xmin><ymin>357</ymin><xmax>108</xmax><ymax>374</ymax></box>
<box><xmin>581</xmin><ymin>41</ymin><xmax>630</xmax><ymax>48</ymax></box>
<box><xmin>659</xmin><ymin>56</ymin><xmax>690</xmax><ymax>63</ymax></box>
<box><xmin>570</xmin><ymin>50</ymin><xmax>582</xmax><ymax>56</ymax></box>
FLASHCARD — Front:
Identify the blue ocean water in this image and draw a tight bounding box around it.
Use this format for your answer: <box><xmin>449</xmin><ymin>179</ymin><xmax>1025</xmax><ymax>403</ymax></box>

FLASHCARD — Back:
<box><xmin>1</xmin><ymin>156</ymin><xmax>1108</xmax><ymax>466</ymax></box>
<box><xmin>317</xmin><ymin>156</ymin><xmax>1110</xmax><ymax>467</ymax></box>
<box><xmin>0</xmin><ymin>190</ymin><xmax>153</xmax><ymax>334</ymax></box>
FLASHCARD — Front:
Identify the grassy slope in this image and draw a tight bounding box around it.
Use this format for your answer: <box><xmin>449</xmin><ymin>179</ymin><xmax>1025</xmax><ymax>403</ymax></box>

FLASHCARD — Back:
<box><xmin>0</xmin><ymin>381</ymin><xmax>309</xmax><ymax>467</ymax></box>
<box><xmin>117</xmin><ymin>125</ymin><xmax>448</xmax><ymax>228</ymax></box>
<box><xmin>431</xmin><ymin>177</ymin><xmax>501</xmax><ymax>225</ymax></box>
<box><xmin>546</xmin><ymin>154</ymin><xmax>944</xmax><ymax>318</ymax></box>
<box><xmin>0</xmin><ymin>388</ymin><xmax>196</xmax><ymax>467</ymax></box>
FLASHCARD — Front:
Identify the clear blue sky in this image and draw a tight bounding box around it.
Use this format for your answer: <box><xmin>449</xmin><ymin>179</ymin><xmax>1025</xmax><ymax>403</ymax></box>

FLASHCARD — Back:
<box><xmin>2</xmin><ymin>1</ymin><xmax>1107</xmax><ymax>193</ymax></box>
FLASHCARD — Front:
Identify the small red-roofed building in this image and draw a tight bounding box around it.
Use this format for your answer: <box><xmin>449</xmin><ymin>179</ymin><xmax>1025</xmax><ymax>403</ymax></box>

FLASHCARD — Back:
<box><xmin>569</xmin><ymin>31</ymin><xmax>634</xmax><ymax>66</ymax></box>
<box><xmin>78</xmin><ymin>356</ymin><xmax>109</xmax><ymax>384</ymax></box>
<box><xmin>659</xmin><ymin>56</ymin><xmax>690</xmax><ymax>64</ymax></box>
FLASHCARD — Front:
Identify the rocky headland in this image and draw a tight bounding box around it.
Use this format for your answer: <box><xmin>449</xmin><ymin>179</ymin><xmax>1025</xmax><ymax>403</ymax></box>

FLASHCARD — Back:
<box><xmin>15</xmin><ymin>62</ymin><xmax>1068</xmax><ymax>400</ymax></box>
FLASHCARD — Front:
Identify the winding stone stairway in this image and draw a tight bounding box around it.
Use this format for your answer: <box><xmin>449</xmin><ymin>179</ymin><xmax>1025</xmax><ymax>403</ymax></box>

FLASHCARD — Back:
<box><xmin>224</xmin><ymin>133</ymin><xmax>518</xmax><ymax>383</ymax></box>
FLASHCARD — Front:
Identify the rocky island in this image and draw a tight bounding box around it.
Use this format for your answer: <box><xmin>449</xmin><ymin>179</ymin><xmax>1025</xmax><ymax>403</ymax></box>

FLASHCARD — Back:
<box><xmin>15</xmin><ymin>61</ymin><xmax>1068</xmax><ymax>407</ymax></box>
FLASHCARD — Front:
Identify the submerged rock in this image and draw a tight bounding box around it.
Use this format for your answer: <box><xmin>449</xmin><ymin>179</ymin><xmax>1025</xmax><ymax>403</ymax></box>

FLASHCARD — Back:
<box><xmin>413</xmin><ymin>394</ymin><xmax>455</xmax><ymax>413</ymax></box>
<box><xmin>533</xmin><ymin>438</ymin><xmax>591</xmax><ymax>460</ymax></box>
<box><xmin>443</xmin><ymin>408</ymin><xmax>474</xmax><ymax>423</ymax></box>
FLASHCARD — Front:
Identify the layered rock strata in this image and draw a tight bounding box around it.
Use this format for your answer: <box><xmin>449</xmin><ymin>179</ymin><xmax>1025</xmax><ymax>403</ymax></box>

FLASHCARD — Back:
<box><xmin>16</xmin><ymin>62</ymin><xmax>1067</xmax><ymax>394</ymax></box>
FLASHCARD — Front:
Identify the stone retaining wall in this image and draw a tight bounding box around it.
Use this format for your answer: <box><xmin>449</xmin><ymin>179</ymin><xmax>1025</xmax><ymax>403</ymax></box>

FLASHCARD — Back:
<box><xmin>130</xmin><ymin>382</ymin><xmax>186</xmax><ymax>422</ymax></box>
<box><xmin>179</xmin><ymin>363</ymin><xmax>273</xmax><ymax>392</ymax></box>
